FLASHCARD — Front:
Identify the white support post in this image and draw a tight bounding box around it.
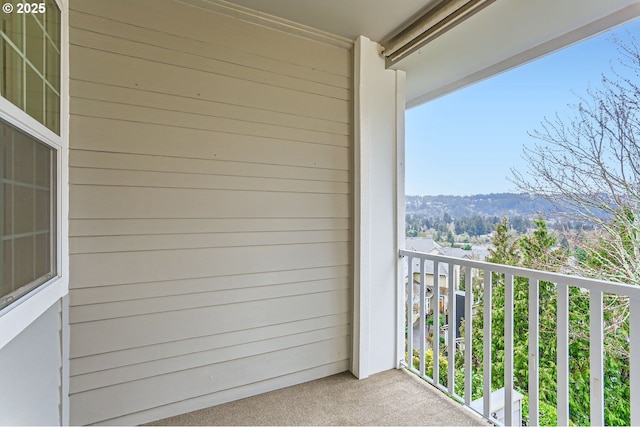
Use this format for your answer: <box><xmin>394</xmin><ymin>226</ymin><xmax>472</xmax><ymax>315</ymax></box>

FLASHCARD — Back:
<box><xmin>395</xmin><ymin>71</ymin><xmax>406</xmax><ymax>371</ymax></box>
<box><xmin>352</xmin><ymin>37</ymin><xmax>370</xmax><ymax>380</ymax></box>
<box><xmin>352</xmin><ymin>35</ymin><xmax>406</xmax><ymax>379</ymax></box>
<box><xmin>504</xmin><ymin>273</ymin><xmax>514</xmax><ymax>426</ymax></box>
<box><xmin>447</xmin><ymin>267</ymin><xmax>455</xmax><ymax>394</ymax></box>
<box><xmin>407</xmin><ymin>256</ymin><xmax>414</xmax><ymax>369</ymax></box>
<box><xmin>419</xmin><ymin>259</ymin><xmax>426</xmax><ymax>377</ymax></box>
<box><xmin>528</xmin><ymin>279</ymin><xmax>540</xmax><ymax>427</ymax></box>
<box><xmin>557</xmin><ymin>283</ymin><xmax>570</xmax><ymax>426</ymax></box>
<box><xmin>464</xmin><ymin>266</ymin><xmax>473</xmax><ymax>405</ymax></box>
<box><xmin>433</xmin><ymin>261</ymin><xmax>440</xmax><ymax>385</ymax></box>
<box><xmin>589</xmin><ymin>290</ymin><xmax>604</xmax><ymax>426</ymax></box>
<box><xmin>483</xmin><ymin>270</ymin><xmax>492</xmax><ymax>419</ymax></box>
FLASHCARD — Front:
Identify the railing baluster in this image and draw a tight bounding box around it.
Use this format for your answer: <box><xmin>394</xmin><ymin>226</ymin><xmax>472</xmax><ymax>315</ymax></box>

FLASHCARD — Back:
<box><xmin>448</xmin><ymin>264</ymin><xmax>455</xmax><ymax>394</ymax></box>
<box><xmin>464</xmin><ymin>266</ymin><xmax>473</xmax><ymax>405</ymax></box>
<box><xmin>420</xmin><ymin>258</ymin><xmax>426</xmax><ymax>377</ymax></box>
<box><xmin>505</xmin><ymin>273</ymin><xmax>514</xmax><ymax>426</ymax></box>
<box><xmin>631</xmin><ymin>296</ymin><xmax>640</xmax><ymax>427</ymax></box>
<box><xmin>433</xmin><ymin>261</ymin><xmax>440</xmax><ymax>385</ymax></box>
<box><xmin>483</xmin><ymin>269</ymin><xmax>492</xmax><ymax>419</ymax></box>
<box><xmin>590</xmin><ymin>290</ymin><xmax>604</xmax><ymax>426</ymax></box>
<box><xmin>407</xmin><ymin>256</ymin><xmax>414</xmax><ymax>370</ymax></box>
<box><xmin>557</xmin><ymin>283</ymin><xmax>570</xmax><ymax>426</ymax></box>
<box><xmin>528</xmin><ymin>279</ymin><xmax>540</xmax><ymax>427</ymax></box>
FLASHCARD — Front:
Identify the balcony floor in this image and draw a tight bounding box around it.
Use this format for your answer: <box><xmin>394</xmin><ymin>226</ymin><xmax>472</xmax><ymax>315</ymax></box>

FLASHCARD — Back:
<box><xmin>148</xmin><ymin>368</ymin><xmax>489</xmax><ymax>426</ymax></box>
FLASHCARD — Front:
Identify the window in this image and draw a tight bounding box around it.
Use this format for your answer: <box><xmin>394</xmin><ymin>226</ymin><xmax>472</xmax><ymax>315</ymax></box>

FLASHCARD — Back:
<box><xmin>0</xmin><ymin>0</ymin><xmax>61</xmax><ymax>310</ymax></box>
<box><xmin>0</xmin><ymin>118</ymin><xmax>56</xmax><ymax>310</ymax></box>
<box><xmin>1</xmin><ymin>0</ymin><xmax>60</xmax><ymax>134</ymax></box>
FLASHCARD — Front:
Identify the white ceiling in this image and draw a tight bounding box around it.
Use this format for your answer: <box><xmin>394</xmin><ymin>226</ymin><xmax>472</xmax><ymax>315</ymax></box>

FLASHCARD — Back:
<box><xmin>224</xmin><ymin>0</ymin><xmax>436</xmax><ymax>42</ymax></box>
<box><xmin>224</xmin><ymin>0</ymin><xmax>640</xmax><ymax>108</ymax></box>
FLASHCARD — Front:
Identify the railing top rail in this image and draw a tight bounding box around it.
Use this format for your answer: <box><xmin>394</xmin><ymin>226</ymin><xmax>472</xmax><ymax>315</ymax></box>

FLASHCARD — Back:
<box><xmin>400</xmin><ymin>249</ymin><xmax>640</xmax><ymax>298</ymax></box>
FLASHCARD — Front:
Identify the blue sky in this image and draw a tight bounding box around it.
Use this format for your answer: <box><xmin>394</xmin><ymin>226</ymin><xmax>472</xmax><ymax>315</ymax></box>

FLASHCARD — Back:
<box><xmin>405</xmin><ymin>20</ymin><xmax>640</xmax><ymax>196</ymax></box>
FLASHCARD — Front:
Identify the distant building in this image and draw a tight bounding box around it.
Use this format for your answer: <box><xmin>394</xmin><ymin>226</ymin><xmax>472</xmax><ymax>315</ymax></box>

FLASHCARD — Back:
<box><xmin>405</xmin><ymin>238</ymin><xmax>472</xmax><ymax>327</ymax></box>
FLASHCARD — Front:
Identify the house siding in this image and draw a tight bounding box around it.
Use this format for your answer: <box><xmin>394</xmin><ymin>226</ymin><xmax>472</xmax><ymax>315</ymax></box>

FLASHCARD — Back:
<box><xmin>68</xmin><ymin>0</ymin><xmax>352</xmax><ymax>424</ymax></box>
<box><xmin>0</xmin><ymin>301</ymin><xmax>62</xmax><ymax>426</ymax></box>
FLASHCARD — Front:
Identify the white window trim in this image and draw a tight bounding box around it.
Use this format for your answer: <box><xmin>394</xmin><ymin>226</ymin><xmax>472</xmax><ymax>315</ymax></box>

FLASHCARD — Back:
<box><xmin>0</xmin><ymin>0</ymin><xmax>68</xmax><ymax>351</ymax></box>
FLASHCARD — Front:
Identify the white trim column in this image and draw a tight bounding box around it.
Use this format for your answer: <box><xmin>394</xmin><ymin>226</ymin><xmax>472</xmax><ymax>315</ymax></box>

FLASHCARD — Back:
<box><xmin>353</xmin><ymin>36</ymin><xmax>406</xmax><ymax>379</ymax></box>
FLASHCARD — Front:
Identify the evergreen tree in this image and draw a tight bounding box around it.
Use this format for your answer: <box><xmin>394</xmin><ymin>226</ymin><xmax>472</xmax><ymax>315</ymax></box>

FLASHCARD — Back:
<box><xmin>486</xmin><ymin>218</ymin><xmax>519</xmax><ymax>265</ymax></box>
<box><xmin>475</xmin><ymin>218</ymin><xmax>630</xmax><ymax>425</ymax></box>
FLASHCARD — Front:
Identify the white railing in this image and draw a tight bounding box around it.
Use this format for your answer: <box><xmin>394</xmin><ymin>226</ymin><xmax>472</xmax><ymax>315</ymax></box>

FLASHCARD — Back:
<box><xmin>400</xmin><ymin>249</ymin><xmax>640</xmax><ymax>426</ymax></box>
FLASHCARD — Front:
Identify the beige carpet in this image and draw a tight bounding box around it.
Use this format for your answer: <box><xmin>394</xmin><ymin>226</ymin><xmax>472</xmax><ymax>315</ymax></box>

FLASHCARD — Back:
<box><xmin>147</xmin><ymin>369</ymin><xmax>489</xmax><ymax>426</ymax></box>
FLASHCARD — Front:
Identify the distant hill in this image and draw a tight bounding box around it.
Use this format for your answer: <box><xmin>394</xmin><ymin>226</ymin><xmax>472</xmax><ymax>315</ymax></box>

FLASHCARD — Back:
<box><xmin>406</xmin><ymin>193</ymin><xmax>556</xmax><ymax>219</ymax></box>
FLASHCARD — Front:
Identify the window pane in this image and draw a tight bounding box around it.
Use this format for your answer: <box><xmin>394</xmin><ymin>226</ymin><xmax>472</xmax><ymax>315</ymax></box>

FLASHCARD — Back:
<box><xmin>0</xmin><ymin>118</ymin><xmax>56</xmax><ymax>310</ymax></box>
<box><xmin>13</xmin><ymin>130</ymin><xmax>34</xmax><ymax>184</ymax></box>
<box><xmin>25</xmin><ymin>63</ymin><xmax>43</xmax><ymax>123</ymax></box>
<box><xmin>13</xmin><ymin>236</ymin><xmax>34</xmax><ymax>287</ymax></box>
<box><xmin>45</xmin><ymin>39</ymin><xmax>58</xmax><ymax>91</ymax></box>
<box><xmin>35</xmin><ymin>189</ymin><xmax>49</xmax><ymax>230</ymax></box>
<box><xmin>1</xmin><ymin>240</ymin><xmax>12</xmax><ymax>296</ymax></box>
<box><xmin>35</xmin><ymin>140</ymin><xmax>49</xmax><ymax>186</ymax></box>
<box><xmin>45</xmin><ymin>0</ymin><xmax>59</xmax><ymax>50</ymax></box>
<box><xmin>0</xmin><ymin>5</ymin><xmax>23</xmax><ymax>49</ymax></box>
<box><xmin>2</xmin><ymin>184</ymin><xmax>12</xmax><ymax>235</ymax></box>
<box><xmin>35</xmin><ymin>232</ymin><xmax>49</xmax><ymax>278</ymax></box>
<box><xmin>14</xmin><ymin>185</ymin><xmax>34</xmax><ymax>235</ymax></box>
<box><xmin>0</xmin><ymin>123</ymin><xmax>12</xmax><ymax>178</ymax></box>
<box><xmin>25</xmin><ymin>15</ymin><xmax>43</xmax><ymax>73</ymax></box>
<box><xmin>1</xmin><ymin>40</ymin><xmax>24</xmax><ymax>109</ymax></box>
<box><xmin>45</xmin><ymin>84</ymin><xmax>58</xmax><ymax>133</ymax></box>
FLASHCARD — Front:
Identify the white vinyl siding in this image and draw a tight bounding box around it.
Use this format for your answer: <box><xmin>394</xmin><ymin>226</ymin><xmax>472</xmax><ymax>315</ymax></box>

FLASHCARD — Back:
<box><xmin>68</xmin><ymin>0</ymin><xmax>352</xmax><ymax>425</ymax></box>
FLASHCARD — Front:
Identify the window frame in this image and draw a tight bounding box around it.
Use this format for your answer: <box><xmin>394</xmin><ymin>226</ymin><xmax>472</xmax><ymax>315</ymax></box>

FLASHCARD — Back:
<box><xmin>0</xmin><ymin>0</ymin><xmax>67</xmax><ymax>352</ymax></box>
<box><xmin>1</xmin><ymin>113</ymin><xmax>59</xmax><ymax>310</ymax></box>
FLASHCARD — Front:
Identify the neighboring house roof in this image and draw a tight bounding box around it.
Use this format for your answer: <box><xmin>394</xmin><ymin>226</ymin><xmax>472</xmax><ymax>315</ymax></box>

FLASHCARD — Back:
<box><xmin>442</xmin><ymin>247</ymin><xmax>472</xmax><ymax>259</ymax></box>
<box><xmin>405</xmin><ymin>237</ymin><xmax>473</xmax><ymax>260</ymax></box>
<box><xmin>405</xmin><ymin>237</ymin><xmax>444</xmax><ymax>255</ymax></box>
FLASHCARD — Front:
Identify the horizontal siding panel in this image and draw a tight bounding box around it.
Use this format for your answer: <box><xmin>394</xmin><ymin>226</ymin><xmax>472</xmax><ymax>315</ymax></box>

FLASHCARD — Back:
<box><xmin>70</xmin><ymin>242</ymin><xmax>349</xmax><ymax>288</ymax></box>
<box><xmin>69</xmin><ymin>150</ymin><xmax>349</xmax><ymax>183</ymax></box>
<box><xmin>69</xmin><ymin>218</ymin><xmax>350</xmax><ymax>237</ymax></box>
<box><xmin>70</xmin><ymin>289</ymin><xmax>350</xmax><ymax>357</ymax></box>
<box><xmin>70</xmin><ymin>266</ymin><xmax>350</xmax><ymax>306</ymax></box>
<box><xmin>70</xmin><ymin>186</ymin><xmax>349</xmax><ymax>219</ymax></box>
<box><xmin>70</xmin><ymin>45</ymin><xmax>349</xmax><ymax>123</ymax></box>
<box><xmin>70</xmin><ymin>324</ymin><xmax>350</xmax><ymax>394</ymax></box>
<box><xmin>69</xmin><ymin>0</ymin><xmax>351</xmax><ymax>78</ymax></box>
<box><xmin>69</xmin><ymin>11</ymin><xmax>350</xmax><ymax>90</ymax></box>
<box><xmin>70</xmin><ymin>313</ymin><xmax>349</xmax><ymax>376</ymax></box>
<box><xmin>70</xmin><ymin>230</ymin><xmax>349</xmax><ymax>254</ymax></box>
<box><xmin>71</xmin><ymin>337</ymin><xmax>350</xmax><ymax>426</ymax></box>
<box><xmin>70</xmin><ymin>277</ymin><xmax>349</xmax><ymax>323</ymax></box>
<box><xmin>71</xmin><ymin>98</ymin><xmax>349</xmax><ymax>147</ymax></box>
<box><xmin>105</xmin><ymin>361</ymin><xmax>349</xmax><ymax>426</ymax></box>
<box><xmin>70</xmin><ymin>27</ymin><xmax>349</xmax><ymax>100</ymax></box>
<box><xmin>70</xmin><ymin>116</ymin><xmax>350</xmax><ymax>170</ymax></box>
<box><xmin>70</xmin><ymin>81</ymin><xmax>350</xmax><ymax>136</ymax></box>
<box><xmin>69</xmin><ymin>168</ymin><xmax>349</xmax><ymax>194</ymax></box>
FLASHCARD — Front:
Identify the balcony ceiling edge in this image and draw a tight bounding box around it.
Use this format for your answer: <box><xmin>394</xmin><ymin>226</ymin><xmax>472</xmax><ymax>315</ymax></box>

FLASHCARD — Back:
<box><xmin>394</xmin><ymin>0</ymin><xmax>640</xmax><ymax>108</ymax></box>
